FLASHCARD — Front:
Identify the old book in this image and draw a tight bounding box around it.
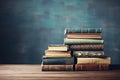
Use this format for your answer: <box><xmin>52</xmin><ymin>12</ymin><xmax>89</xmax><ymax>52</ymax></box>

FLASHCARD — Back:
<box><xmin>42</xmin><ymin>57</ymin><xmax>74</xmax><ymax>65</ymax></box>
<box><xmin>45</xmin><ymin>50</ymin><xmax>71</xmax><ymax>58</ymax></box>
<box><xmin>70</xmin><ymin>44</ymin><xmax>104</xmax><ymax>51</ymax></box>
<box><xmin>75</xmin><ymin>64</ymin><xmax>109</xmax><ymax>71</ymax></box>
<box><xmin>77</xmin><ymin>57</ymin><xmax>111</xmax><ymax>64</ymax></box>
<box><xmin>64</xmin><ymin>38</ymin><xmax>104</xmax><ymax>45</ymax></box>
<box><xmin>66</xmin><ymin>33</ymin><xmax>102</xmax><ymax>39</ymax></box>
<box><xmin>48</xmin><ymin>44</ymin><xmax>68</xmax><ymax>51</ymax></box>
<box><xmin>42</xmin><ymin>65</ymin><xmax>73</xmax><ymax>71</ymax></box>
<box><xmin>73</xmin><ymin>51</ymin><xmax>105</xmax><ymax>57</ymax></box>
<box><xmin>65</xmin><ymin>28</ymin><xmax>102</xmax><ymax>34</ymax></box>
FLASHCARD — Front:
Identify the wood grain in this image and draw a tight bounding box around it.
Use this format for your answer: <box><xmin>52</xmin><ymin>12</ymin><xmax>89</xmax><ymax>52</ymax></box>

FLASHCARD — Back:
<box><xmin>0</xmin><ymin>65</ymin><xmax>120</xmax><ymax>80</ymax></box>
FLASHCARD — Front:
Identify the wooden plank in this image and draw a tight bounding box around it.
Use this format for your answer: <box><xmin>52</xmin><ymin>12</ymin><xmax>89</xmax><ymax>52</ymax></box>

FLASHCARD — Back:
<box><xmin>0</xmin><ymin>65</ymin><xmax>120</xmax><ymax>80</ymax></box>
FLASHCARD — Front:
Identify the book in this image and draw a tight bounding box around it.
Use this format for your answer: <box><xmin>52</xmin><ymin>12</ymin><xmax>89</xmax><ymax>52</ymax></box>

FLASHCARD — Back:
<box><xmin>43</xmin><ymin>55</ymin><xmax>71</xmax><ymax>58</ymax></box>
<box><xmin>42</xmin><ymin>65</ymin><xmax>73</xmax><ymax>71</ymax></box>
<box><xmin>69</xmin><ymin>44</ymin><xmax>104</xmax><ymax>51</ymax></box>
<box><xmin>45</xmin><ymin>50</ymin><xmax>71</xmax><ymax>58</ymax></box>
<box><xmin>75</xmin><ymin>64</ymin><xmax>109</xmax><ymax>71</ymax></box>
<box><xmin>77</xmin><ymin>57</ymin><xmax>111</xmax><ymax>64</ymax></box>
<box><xmin>66</xmin><ymin>33</ymin><xmax>102</xmax><ymax>39</ymax></box>
<box><xmin>73</xmin><ymin>51</ymin><xmax>105</xmax><ymax>57</ymax></box>
<box><xmin>65</xmin><ymin>28</ymin><xmax>102</xmax><ymax>34</ymax></box>
<box><xmin>48</xmin><ymin>44</ymin><xmax>68</xmax><ymax>51</ymax></box>
<box><xmin>64</xmin><ymin>38</ymin><xmax>104</xmax><ymax>45</ymax></box>
<box><xmin>42</xmin><ymin>57</ymin><xmax>74</xmax><ymax>65</ymax></box>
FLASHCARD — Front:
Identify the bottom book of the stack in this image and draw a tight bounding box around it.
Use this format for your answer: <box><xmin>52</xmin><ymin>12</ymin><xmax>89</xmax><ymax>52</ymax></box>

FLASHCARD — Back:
<box><xmin>75</xmin><ymin>64</ymin><xmax>109</xmax><ymax>71</ymax></box>
<box><xmin>75</xmin><ymin>57</ymin><xmax>111</xmax><ymax>71</ymax></box>
<box><xmin>42</xmin><ymin>65</ymin><xmax>73</xmax><ymax>71</ymax></box>
<box><xmin>76</xmin><ymin>57</ymin><xmax>111</xmax><ymax>64</ymax></box>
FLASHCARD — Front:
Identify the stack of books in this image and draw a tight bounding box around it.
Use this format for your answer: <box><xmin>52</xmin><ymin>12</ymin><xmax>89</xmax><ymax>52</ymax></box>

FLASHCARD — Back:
<box><xmin>42</xmin><ymin>44</ymin><xmax>74</xmax><ymax>71</ymax></box>
<box><xmin>64</xmin><ymin>28</ymin><xmax>111</xmax><ymax>71</ymax></box>
<box><xmin>41</xmin><ymin>28</ymin><xmax>111</xmax><ymax>71</ymax></box>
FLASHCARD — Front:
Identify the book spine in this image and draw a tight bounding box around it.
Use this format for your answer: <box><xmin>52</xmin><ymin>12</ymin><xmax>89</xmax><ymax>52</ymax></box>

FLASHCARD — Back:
<box><xmin>75</xmin><ymin>64</ymin><xmax>109</xmax><ymax>71</ymax></box>
<box><xmin>42</xmin><ymin>65</ymin><xmax>73</xmax><ymax>71</ymax></box>
<box><xmin>70</xmin><ymin>44</ymin><xmax>104</xmax><ymax>51</ymax></box>
<box><xmin>77</xmin><ymin>57</ymin><xmax>111</xmax><ymax>64</ymax></box>
<box><xmin>64</xmin><ymin>38</ymin><xmax>104</xmax><ymax>45</ymax></box>
<box><xmin>66</xmin><ymin>33</ymin><xmax>102</xmax><ymax>39</ymax></box>
<box><xmin>65</xmin><ymin>28</ymin><xmax>102</xmax><ymax>34</ymax></box>
<box><xmin>73</xmin><ymin>51</ymin><xmax>104</xmax><ymax>57</ymax></box>
<box><xmin>45</xmin><ymin>50</ymin><xmax>71</xmax><ymax>57</ymax></box>
<box><xmin>43</xmin><ymin>55</ymin><xmax>71</xmax><ymax>58</ymax></box>
<box><xmin>42</xmin><ymin>58</ymin><xmax>74</xmax><ymax>65</ymax></box>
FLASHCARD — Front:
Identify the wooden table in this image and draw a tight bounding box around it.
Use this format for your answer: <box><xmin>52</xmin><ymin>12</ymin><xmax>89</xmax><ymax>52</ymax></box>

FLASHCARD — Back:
<box><xmin>0</xmin><ymin>65</ymin><xmax>120</xmax><ymax>80</ymax></box>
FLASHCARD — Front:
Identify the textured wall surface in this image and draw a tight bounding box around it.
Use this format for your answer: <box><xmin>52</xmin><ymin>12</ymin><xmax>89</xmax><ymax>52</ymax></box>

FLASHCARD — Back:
<box><xmin>0</xmin><ymin>0</ymin><xmax>120</xmax><ymax>64</ymax></box>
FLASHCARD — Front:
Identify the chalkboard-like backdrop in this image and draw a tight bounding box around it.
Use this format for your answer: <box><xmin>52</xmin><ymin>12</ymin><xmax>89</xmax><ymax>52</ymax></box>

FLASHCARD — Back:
<box><xmin>0</xmin><ymin>0</ymin><xmax>120</xmax><ymax>64</ymax></box>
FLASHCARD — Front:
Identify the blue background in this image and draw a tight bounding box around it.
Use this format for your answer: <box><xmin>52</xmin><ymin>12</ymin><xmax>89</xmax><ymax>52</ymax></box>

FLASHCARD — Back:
<box><xmin>0</xmin><ymin>0</ymin><xmax>120</xmax><ymax>64</ymax></box>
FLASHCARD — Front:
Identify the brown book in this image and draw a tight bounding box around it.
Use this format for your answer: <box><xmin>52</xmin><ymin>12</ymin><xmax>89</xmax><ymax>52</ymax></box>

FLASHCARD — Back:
<box><xmin>45</xmin><ymin>50</ymin><xmax>71</xmax><ymax>58</ymax></box>
<box><xmin>66</xmin><ymin>33</ymin><xmax>102</xmax><ymax>39</ymax></box>
<box><xmin>77</xmin><ymin>57</ymin><xmax>111</xmax><ymax>64</ymax></box>
<box><xmin>48</xmin><ymin>44</ymin><xmax>68</xmax><ymax>51</ymax></box>
<box><xmin>70</xmin><ymin>44</ymin><xmax>104</xmax><ymax>51</ymax></box>
<box><xmin>42</xmin><ymin>65</ymin><xmax>73</xmax><ymax>71</ymax></box>
<box><xmin>75</xmin><ymin>64</ymin><xmax>109</xmax><ymax>71</ymax></box>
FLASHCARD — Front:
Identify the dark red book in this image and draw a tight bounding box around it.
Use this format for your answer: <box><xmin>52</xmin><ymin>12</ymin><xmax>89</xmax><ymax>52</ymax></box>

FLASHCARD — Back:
<box><xmin>42</xmin><ymin>65</ymin><xmax>73</xmax><ymax>71</ymax></box>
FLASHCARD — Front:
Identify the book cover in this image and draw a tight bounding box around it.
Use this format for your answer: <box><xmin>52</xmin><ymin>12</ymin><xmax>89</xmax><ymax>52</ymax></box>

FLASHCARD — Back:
<box><xmin>66</xmin><ymin>33</ymin><xmax>102</xmax><ymax>39</ymax></box>
<box><xmin>69</xmin><ymin>44</ymin><xmax>104</xmax><ymax>51</ymax></box>
<box><xmin>45</xmin><ymin>50</ymin><xmax>71</xmax><ymax>57</ymax></box>
<box><xmin>73</xmin><ymin>51</ymin><xmax>105</xmax><ymax>57</ymax></box>
<box><xmin>48</xmin><ymin>44</ymin><xmax>68</xmax><ymax>51</ymax></box>
<box><xmin>64</xmin><ymin>38</ymin><xmax>104</xmax><ymax>45</ymax></box>
<box><xmin>42</xmin><ymin>65</ymin><xmax>73</xmax><ymax>71</ymax></box>
<box><xmin>75</xmin><ymin>64</ymin><xmax>109</xmax><ymax>71</ymax></box>
<box><xmin>65</xmin><ymin>28</ymin><xmax>102</xmax><ymax>34</ymax></box>
<box><xmin>77</xmin><ymin>57</ymin><xmax>111</xmax><ymax>64</ymax></box>
<box><xmin>43</xmin><ymin>55</ymin><xmax>71</xmax><ymax>58</ymax></box>
<box><xmin>42</xmin><ymin>57</ymin><xmax>74</xmax><ymax>65</ymax></box>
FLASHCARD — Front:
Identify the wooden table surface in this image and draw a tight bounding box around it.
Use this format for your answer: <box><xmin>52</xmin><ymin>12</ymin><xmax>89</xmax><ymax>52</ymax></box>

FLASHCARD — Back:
<box><xmin>0</xmin><ymin>65</ymin><xmax>120</xmax><ymax>80</ymax></box>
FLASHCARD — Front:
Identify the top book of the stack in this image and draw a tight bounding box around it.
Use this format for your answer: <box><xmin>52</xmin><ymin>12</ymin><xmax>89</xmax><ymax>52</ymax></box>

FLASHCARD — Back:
<box><xmin>64</xmin><ymin>28</ymin><xmax>102</xmax><ymax>39</ymax></box>
<box><xmin>65</xmin><ymin>28</ymin><xmax>102</xmax><ymax>34</ymax></box>
<box><xmin>48</xmin><ymin>44</ymin><xmax>68</xmax><ymax>51</ymax></box>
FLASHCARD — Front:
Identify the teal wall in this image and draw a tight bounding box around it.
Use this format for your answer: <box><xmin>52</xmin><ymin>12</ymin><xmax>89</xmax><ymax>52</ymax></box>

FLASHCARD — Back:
<box><xmin>0</xmin><ymin>0</ymin><xmax>120</xmax><ymax>64</ymax></box>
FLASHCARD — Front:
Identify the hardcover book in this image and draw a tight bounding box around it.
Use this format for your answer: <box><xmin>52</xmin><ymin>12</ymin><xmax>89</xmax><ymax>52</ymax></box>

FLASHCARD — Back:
<box><xmin>69</xmin><ymin>44</ymin><xmax>104</xmax><ymax>51</ymax></box>
<box><xmin>45</xmin><ymin>50</ymin><xmax>71</xmax><ymax>58</ymax></box>
<box><xmin>75</xmin><ymin>64</ymin><xmax>109</xmax><ymax>71</ymax></box>
<box><xmin>65</xmin><ymin>28</ymin><xmax>102</xmax><ymax>34</ymax></box>
<box><xmin>42</xmin><ymin>57</ymin><xmax>74</xmax><ymax>65</ymax></box>
<box><xmin>48</xmin><ymin>44</ymin><xmax>68</xmax><ymax>51</ymax></box>
<box><xmin>42</xmin><ymin>65</ymin><xmax>73</xmax><ymax>71</ymax></box>
<box><xmin>64</xmin><ymin>38</ymin><xmax>104</xmax><ymax>45</ymax></box>
<box><xmin>73</xmin><ymin>51</ymin><xmax>105</xmax><ymax>57</ymax></box>
<box><xmin>66</xmin><ymin>33</ymin><xmax>102</xmax><ymax>39</ymax></box>
<box><xmin>77</xmin><ymin>57</ymin><xmax>111</xmax><ymax>64</ymax></box>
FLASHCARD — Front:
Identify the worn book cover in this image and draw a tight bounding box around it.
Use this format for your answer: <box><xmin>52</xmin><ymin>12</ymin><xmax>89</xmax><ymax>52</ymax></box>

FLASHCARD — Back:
<box><xmin>42</xmin><ymin>65</ymin><xmax>73</xmax><ymax>71</ymax></box>
<box><xmin>42</xmin><ymin>57</ymin><xmax>74</xmax><ymax>65</ymax></box>
<box><xmin>75</xmin><ymin>64</ymin><xmax>109</xmax><ymax>71</ymax></box>
<box><xmin>65</xmin><ymin>28</ymin><xmax>102</xmax><ymax>34</ymax></box>
<box><xmin>64</xmin><ymin>38</ymin><xmax>104</xmax><ymax>45</ymax></box>
<box><xmin>48</xmin><ymin>44</ymin><xmax>68</xmax><ymax>51</ymax></box>
<box><xmin>45</xmin><ymin>50</ymin><xmax>71</xmax><ymax>57</ymax></box>
<box><xmin>69</xmin><ymin>44</ymin><xmax>104</xmax><ymax>51</ymax></box>
<box><xmin>77</xmin><ymin>57</ymin><xmax>111</xmax><ymax>64</ymax></box>
<box><xmin>66</xmin><ymin>33</ymin><xmax>102</xmax><ymax>39</ymax></box>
